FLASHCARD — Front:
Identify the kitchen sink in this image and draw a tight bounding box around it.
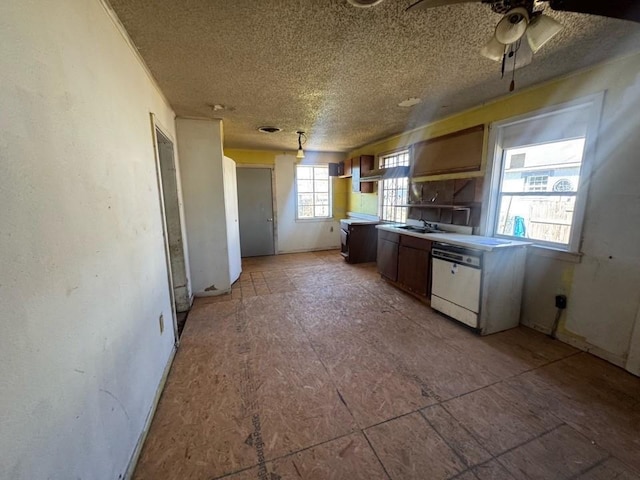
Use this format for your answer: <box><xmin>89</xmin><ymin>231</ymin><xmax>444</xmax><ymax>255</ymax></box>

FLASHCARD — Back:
<box><xmin>397</xmin><ymin>225</ymin><xmax>444</xmax><ymax>234</ymax></box>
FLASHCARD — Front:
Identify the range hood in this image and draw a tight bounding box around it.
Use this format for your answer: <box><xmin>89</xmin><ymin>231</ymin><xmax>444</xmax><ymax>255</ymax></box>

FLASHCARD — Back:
<box><xmin>360</xmin><ymin>165</ymin><xmax>410</xmax><ymax>182</ymax></box>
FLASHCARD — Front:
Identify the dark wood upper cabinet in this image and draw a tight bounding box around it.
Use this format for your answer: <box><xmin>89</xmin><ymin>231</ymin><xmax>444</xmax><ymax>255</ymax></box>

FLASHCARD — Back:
<box><xmin>341</xmin><ymin>158</ymin><xmax>352</xmax><ymax>177</ymax></box>
<box><xmin>411</xmin><ymin>125</ymin><xmax>484</xmax><ymax>177</ymax></box>
<box><xmin>351</xmin><ymin>155</ymin><xmax>374</xmax><ymax>193</ymax></box>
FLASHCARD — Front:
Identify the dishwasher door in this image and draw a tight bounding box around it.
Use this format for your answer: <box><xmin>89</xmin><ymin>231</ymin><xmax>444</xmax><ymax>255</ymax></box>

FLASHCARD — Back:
<box><xmin>431</xmin><ymin>258</ymin><xmax>481</xmax><ymax>328</ymax></box>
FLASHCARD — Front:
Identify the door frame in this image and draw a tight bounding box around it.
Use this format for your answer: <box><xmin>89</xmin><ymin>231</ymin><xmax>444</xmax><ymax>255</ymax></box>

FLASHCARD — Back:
<box><xmin>235</xmin><ymin>164</ymin><xmax>278</xmax><ymax>255</ymax></box>
<box><xmin>150</xmin><ymin>113</ymin><xmax>182</xmax><ymax>345</ymax></box>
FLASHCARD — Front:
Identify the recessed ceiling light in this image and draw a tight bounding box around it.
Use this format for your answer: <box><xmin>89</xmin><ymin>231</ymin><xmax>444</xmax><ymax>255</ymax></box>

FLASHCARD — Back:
<box><xmin>398</xmin><ymin>97</ymin><xmax>422</xmax><ymax>108</ymax></box>
<box><xmin>347</xmin><ymin>0</ymin><xmax>384</xmax><ymax>7</ymax></box>
<box><xmin>258</xmin><ymin>126</ymin><xmax>282</xmax><ymax>133</ymax></box>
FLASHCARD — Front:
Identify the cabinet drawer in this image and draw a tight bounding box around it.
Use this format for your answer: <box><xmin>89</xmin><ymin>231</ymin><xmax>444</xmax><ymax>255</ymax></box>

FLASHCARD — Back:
<box><xmin>378</xmin><ymin>230</ymin><xmax>400</xmax><ymax>244</ymax></box>
<box><xmin>400</xmin><ymin>234</ymin><xmax>432</xmax><ymax>251</ymax></box>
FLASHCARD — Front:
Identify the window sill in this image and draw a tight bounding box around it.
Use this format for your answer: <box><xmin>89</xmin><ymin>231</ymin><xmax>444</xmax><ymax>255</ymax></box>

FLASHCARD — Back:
<box><xmin>295</xmin><ymin>217</ymin><xmax>335</xmax><ymax>223</ymax></box>
<box><xmin>528</xmin><ymin>245</ymin><xmax>583</xmax><ymax>263</ymax></box>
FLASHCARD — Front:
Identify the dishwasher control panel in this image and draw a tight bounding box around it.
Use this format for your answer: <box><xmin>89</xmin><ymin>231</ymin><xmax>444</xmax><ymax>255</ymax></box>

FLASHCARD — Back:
<box><xmin>432</xmin><ymin>244</ymin><xmax>482</xmax><ymax>268</ymax></box>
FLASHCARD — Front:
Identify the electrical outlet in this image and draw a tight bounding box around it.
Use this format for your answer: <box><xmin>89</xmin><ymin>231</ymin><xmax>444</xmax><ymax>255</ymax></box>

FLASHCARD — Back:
<box><xmin>555</xmin><ymin>295</ymin><xmax>567</xmax><ymax>309</ymax></box>
<box><xmin>159</xmin><ymin>314</ymin><xmax>164</xmax><ymax>334</ymax></box>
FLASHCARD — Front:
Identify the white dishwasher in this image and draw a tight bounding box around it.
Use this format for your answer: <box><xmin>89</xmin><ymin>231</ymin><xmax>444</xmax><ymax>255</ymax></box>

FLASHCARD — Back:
<box><xmin>431</xmin><ymin>244</ymin><xmax>482</xmax><ymax>329</ymax></box>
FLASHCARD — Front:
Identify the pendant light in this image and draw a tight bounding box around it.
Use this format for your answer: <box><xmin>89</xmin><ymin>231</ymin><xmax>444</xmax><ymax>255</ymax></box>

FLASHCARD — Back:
<box><xmin>296</xmin><ymin>131</ymin><xmax>306</xmax><ymax>160</ymax></box>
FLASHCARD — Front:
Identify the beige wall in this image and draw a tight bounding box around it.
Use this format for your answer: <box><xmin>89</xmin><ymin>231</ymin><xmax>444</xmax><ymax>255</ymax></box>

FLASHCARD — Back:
<box><xmin>0</xmin><ymin>0</ymin><xmax>183</xmax><ymax>478</ymax></box>
<box><xmin>348</xmin><ymin>53</ymin><xmax>640</xmax><ymax>375</ymax></box>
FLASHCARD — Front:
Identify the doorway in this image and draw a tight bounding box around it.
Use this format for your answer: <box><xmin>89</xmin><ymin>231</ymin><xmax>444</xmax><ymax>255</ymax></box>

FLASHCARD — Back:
<box><xmin>236</xmin><ymin>167</ymin><xmax>275</xmax><ymax>257</ymax></box>
<box><xmin>153</xmin><ymin>121</ymin><xmax>190</xmax><ymax>339</ymax></box>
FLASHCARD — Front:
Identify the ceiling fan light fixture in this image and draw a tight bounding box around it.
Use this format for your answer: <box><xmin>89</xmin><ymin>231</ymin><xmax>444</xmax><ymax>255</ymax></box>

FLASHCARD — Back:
<box><xmin>526</xmin><ymin>14</ymin><xmax>563</xmax><ymax>53</ymax></box>
<box><xmin>480</xmin><ymin>36</ymin><xmax>507</xmax><ymax>62</ymax></box>
<box><xmin>495</xmin><ymin>7</ymin><xmax>530</xmax><ymax>45</ymax></box>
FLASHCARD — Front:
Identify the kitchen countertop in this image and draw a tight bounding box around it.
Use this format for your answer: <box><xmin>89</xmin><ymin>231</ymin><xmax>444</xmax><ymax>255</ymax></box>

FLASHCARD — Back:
<box><xmin>340</xmin><ymin>218</ymin><xmax>380</xmax><ymax>226</ymax></box>
<box><xmin>376</xmin><ymin>224</ymin><xmax>532</xmax><ymax>251</ymax></box>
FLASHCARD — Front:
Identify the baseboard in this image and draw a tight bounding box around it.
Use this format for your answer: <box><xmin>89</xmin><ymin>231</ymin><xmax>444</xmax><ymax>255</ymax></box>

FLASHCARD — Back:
<box><xmin>554</xmin><ymin>331</ymin><xmax>626</xmax><ymax>368</ymax></box>
<box><xmin>124</xmin><ymin>345</ymin><xmax>177</xmax><ymax>479</ymax></box>
<box><xmin>277</xmin><ymin>245</ymin><xmax>341</xmax><ymax>254</ymax></box>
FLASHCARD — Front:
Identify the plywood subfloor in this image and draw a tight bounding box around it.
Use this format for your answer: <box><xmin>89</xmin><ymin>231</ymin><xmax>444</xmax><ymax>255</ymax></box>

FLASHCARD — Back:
<box><xmin>133</xmin><ymin>250</ymin><xmax>640</xmax><ymax>480</ymax></box>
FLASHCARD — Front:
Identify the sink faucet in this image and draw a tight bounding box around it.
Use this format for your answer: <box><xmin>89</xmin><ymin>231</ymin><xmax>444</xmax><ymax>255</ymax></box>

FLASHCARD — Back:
<box><xmin>420</xmin><ymin>219</ymin><xmax>436</xmax><ymax>229</ymax></box>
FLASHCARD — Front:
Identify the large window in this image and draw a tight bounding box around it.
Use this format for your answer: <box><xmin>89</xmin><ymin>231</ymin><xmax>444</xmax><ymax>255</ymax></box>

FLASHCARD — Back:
<box><xmin>487</xmin><ymin>94</ymin><xmax>603</xmax><ymax>251</ymax></box>
<box><xmin>296</xmin><ymin>165</ymin><xmax>331</xmax><ymax>219</ymax></box>
<box><xmin>379</xmin><ymin>150</ymin><xmax>410</xmax><ymax>223</ymax></box>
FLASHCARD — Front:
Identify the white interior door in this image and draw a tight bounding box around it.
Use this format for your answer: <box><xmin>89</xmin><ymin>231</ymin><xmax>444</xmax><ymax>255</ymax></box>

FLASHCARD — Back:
<box><xmin>223</xmin><ymin>156</ymin><xmax>242</xmax><ymax>283</ymax></box>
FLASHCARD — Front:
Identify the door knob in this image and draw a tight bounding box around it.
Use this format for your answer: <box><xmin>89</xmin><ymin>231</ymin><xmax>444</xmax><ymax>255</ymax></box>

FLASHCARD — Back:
<box><xmin>267</xmin><ymin>218</ymin><xmax>273</xmax><ymax>222</ymax></box>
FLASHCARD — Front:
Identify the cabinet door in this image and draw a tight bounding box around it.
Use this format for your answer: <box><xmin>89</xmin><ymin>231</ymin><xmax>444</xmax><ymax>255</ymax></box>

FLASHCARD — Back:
<box><xmin>377</xmin><ymin>238</ymin><xmax>399</xmax><ymax>281</ymax></box>
<box><xmin>412</xmin><ymin>125</ymin><xmax>484</xmax><ymax>177</ymax></box>
<box><xmin>352</xmin><ymin>155</ymin><xmax>375</xmax><ymax>193</ymax></box>
<box><xmin>398</xmin><ymin>245</ymin><xmax>430</xmax><ymax>297</ymax></box>
<box><xmin>360</xmin><ymin>155</ymin><xmax>374</xmax><ymax>194</ymax></box>
<box><xmin>342</xmin><ymin>158</ymin><xmax>352</xmax><ymax>177</ymax></box>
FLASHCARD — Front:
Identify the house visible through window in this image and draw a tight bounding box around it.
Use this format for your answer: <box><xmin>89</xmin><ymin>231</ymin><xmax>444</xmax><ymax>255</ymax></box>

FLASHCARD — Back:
<box><xmin>379</xmin><ymin>150</ymin><xmax>410</xmax><ymax>223</ymax></box>
<box><xmin>488</xmin><ymin>94</ymin><xmax>603</xmax><ymax>251</ymax></box>
<box><xmin>525</xmin><ymin>174</ymin><xmax>549</xmax><ymax>192</ymax></box>
<box><xmin>296</xmin><ymin>165</ymin><xmax>331</xmax><ymax>219</ymax></box>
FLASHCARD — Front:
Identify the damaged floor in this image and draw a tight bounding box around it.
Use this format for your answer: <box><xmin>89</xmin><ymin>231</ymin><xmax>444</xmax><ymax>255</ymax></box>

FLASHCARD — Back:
<box><xmin>133</xmin><ymin>250</ymin><xmax>640</xmax><ymax>480</ymax></box>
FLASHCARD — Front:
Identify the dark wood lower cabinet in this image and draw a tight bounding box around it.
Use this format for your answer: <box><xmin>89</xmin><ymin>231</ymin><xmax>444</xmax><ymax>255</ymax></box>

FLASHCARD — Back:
<box><xmin>341</xmin><ymin>223</ymin><xmax>378</xmax><ymax>263</ymax></box>
<box><xmin>377</xmin><ymin>230</ymin><xmax>432</xmax><ymax>301</ymax></box>
<box><xmin>377</xmin><ymin>238</ymin><xmax>399</xmax><ymax>281</ymax></box>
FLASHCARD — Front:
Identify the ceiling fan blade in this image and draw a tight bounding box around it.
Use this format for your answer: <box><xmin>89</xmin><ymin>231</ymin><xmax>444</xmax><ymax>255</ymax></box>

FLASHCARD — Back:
<box><xmin>546</xmin><ymin>0</ymin><xmax>640</xmax><ymax>23</ymax></box>
<box><xmin>406</xmin><ymin>0</ymin><xmax>480</xmax><ymax>13</ymax></box>
<box><xmin>480</xmin><ymin>35</ymin><xmax>507</xmax><ymax>62</ymax></box>
<box><xmin>526</xmin><ymin>14</ymin><xmax>563</xmax><ymax>53</ymax></box>
<box><xmin>503</xmin><ymin>41</ymin><xmax>534</xmax><ymax>73</ymax></box>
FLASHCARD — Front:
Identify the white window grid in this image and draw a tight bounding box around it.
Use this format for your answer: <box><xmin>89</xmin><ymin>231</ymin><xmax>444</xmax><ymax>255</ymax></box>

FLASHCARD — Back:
<box><xmin>485</xmin><ymin>93</ymin><xmax>604</xmax><ymax>253</ymax></box>
<box><xmin>295</xmin><ymin>165</ymin><xmax>331</xmax><ymax>219</ymax></box>
<box><xmin>379</xmin><ymin>151</ymin><xmax>410</xmax><ymax>223</ymax></box>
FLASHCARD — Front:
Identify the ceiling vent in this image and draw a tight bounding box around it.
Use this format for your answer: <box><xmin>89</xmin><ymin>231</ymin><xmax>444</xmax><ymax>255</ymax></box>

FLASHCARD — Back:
<box><xmin>258</xmin><ymin>126</ymin><xmax>282</xmax><ymax>133</ymax></box>
<box><xmin>346</xmin><ymin>0</ymin><xmax>385</xmax><ymax>7</ymax></box>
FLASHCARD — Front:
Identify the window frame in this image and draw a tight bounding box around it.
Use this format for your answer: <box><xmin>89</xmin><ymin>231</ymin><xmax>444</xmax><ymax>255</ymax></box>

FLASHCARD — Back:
<box><xmin>378</xmin><ymin>149</ymin><xmax>410</xmax><ymax>223</ymax></box>
<box><xmin>483</xmin><ymin>93</ymin><xmax>604</xmax><ymax>253</ymax></box>
<box><xmin>294</xmin><ymin>164</ymin><xmax>333</xmax><ymax>221</ymax></box>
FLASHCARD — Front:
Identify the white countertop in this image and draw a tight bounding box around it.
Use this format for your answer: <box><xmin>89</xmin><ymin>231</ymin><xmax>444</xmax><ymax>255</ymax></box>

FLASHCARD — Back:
<box><xmin>376</xmin><ymin>224</ymin><xmax>532</xmax><ymax>251</ymax></box>
<box><xmin>340</xmin><ymin>218</ymin><xmax>379</xmax><ymax>225</ymax></box>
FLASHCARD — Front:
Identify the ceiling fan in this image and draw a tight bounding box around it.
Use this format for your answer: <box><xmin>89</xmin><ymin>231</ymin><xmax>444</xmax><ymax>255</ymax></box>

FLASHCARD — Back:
<box><xmin>404</xmin><ymin>0</ymin><xmax>640</xmax><ymax>91</ymax></box>
<box><xmin>406</xmin><ymin>0</ymin><xmax>640</xmax><ymax>23</ymax></box>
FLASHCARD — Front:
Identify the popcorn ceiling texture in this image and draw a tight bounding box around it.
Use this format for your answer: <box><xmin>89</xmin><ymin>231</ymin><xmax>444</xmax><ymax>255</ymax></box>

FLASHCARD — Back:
<box><xmin>109</xmin><ymin>0</ymin><xmax>640</xmax><ymax>152</ymax></box>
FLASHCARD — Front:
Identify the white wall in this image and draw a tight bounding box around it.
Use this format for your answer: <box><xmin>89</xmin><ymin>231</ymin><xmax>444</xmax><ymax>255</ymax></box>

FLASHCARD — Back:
<box><xmin>275</xmin><ymin>152</ymin><xmax>343</xmax><ymax>253</ymax></box>
<box><xmin>0</xmin><ymin>1</ymin><xmax>181</xmax><ymax>478</ymax></box>
<box><xmin>517</xmin><ymin>58</ymin><xmax>640</xmax><ymax>374</ymax></box>
<box><xmin>562</xmin><ymin>69</ymin><xmax>640</xmax><ymax>369</ymax></box>
<box><xmin>177</xmin><ymin>118</ymin><xmax>234</xmax><ymax>295</ymax></box>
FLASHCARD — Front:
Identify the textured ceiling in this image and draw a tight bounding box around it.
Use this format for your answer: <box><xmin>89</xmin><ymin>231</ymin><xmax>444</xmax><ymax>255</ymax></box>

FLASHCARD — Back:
<box><xmin>109</xmin><ymin>0</ymin><xmax>640</xmax><ymax>152</ymax></box>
